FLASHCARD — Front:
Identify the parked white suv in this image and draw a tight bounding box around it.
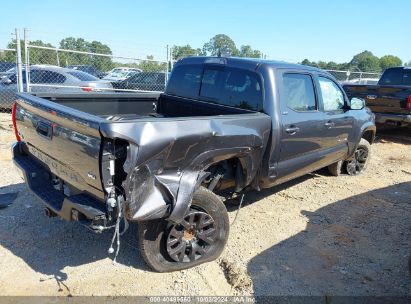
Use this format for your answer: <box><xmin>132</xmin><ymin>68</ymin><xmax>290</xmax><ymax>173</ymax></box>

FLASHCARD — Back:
<box><xmin>103</xmin><ymin>67</ymin><xmax>142</xmax><ymax>82</ymax></box>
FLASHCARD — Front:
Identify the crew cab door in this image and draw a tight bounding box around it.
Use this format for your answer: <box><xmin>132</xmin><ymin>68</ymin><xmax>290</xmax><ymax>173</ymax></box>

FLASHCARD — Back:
<box><xmin>316</xmin><ymin>75</ymin><xmax>353</xmax><ymax>163</ymax></box>
<box><xmin>276</xmin><ymin>72</ymin><xmax>327</xmax><ymax>183</ymax></box>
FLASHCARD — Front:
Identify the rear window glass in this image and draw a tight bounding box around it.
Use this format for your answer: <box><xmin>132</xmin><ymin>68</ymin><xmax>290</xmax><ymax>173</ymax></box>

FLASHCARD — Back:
<box><xmin>403</xmin><ymin>70</ymin><xmax>411</xmax><ymax>85</ymax></box>
<box><xmin>200</xmin><ymin>69</ymin><xmax>224</xmax><ymax>100</ymax></box>
<box><xmin>67</xmin><ymin>71</ymin><xmax>98</xmax><ymax>81</ymax></box>
<box><xmin>220</xmin><ymin>69</ymin><xmax>262</xmax><ymax>110</ymax></box>
<box><xmin>166</xmin><ymin>65</ymin><xmax>202</xmax><ymax>99</ymax></box>
<box><xmin>167</xmin><ymin>65</ymin><xmax>263</xmax><ymax>111</ymax></box>
<box><xmin>379</xmin><ymin>69</ymin><xmax>403</xmax><ymax>85</ymax></box>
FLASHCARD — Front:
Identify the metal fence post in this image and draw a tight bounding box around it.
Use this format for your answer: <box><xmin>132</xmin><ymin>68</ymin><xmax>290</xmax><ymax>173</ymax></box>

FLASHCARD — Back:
<box><xmin>166</xmin><ymin>44</ymin><xmax>169</xmax><ymax>84</ymax></box>
<box><xmin>15</xmin><ymin>29</ymin><xmax>24</xmax><ymax>93</ymax></box>
<box><xmin>23</xmin><ymin>28</ymin><xmax>30</xmax><ymax>92</ymax></box>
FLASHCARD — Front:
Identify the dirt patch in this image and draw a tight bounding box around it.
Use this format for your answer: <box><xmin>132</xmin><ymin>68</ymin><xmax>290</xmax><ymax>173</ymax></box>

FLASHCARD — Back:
<box><xmin>0</xmin><ymin>113</ymin><xmax>410</xmax><ymax>296</ymax></box>
<box><xmin>220</xmin><ymin>258</ymin><xmax>252</xmax><ymax>290</ymax></box>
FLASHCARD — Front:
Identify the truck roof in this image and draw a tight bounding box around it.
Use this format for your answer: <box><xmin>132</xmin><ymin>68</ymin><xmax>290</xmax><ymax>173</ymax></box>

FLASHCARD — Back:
<box><xmin>176</xmin><ymin>56</ymin><xmax>323</xmax><ymax>73</ymax></box>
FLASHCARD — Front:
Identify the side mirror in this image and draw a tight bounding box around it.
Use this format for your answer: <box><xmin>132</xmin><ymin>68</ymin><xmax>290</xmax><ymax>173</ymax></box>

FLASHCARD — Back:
<box><xmin>350</xmin><ymin>97</ymin><xmax>365</xmax><ymax>110</ymax></box>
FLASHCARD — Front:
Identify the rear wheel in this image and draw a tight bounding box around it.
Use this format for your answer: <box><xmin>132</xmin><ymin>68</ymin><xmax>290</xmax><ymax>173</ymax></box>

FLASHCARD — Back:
<box><xmin>138</xmin><ymin>187</ymin><xmax>229</xmax><ymax>272</ymax></box>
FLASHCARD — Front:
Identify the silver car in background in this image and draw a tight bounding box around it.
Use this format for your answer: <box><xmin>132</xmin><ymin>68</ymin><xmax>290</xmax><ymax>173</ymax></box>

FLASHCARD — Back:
<box><xmin>0</xmin><ymin>65</ymin><xmax>113</xmax><ymax>109</ymax></box>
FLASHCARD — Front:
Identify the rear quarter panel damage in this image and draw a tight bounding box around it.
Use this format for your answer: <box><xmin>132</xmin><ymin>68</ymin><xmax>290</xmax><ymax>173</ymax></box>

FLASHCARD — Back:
<box><xmin>99</xmin><ymin>114</ymin><xmax>272</xmax><ymax>222</ymax></box>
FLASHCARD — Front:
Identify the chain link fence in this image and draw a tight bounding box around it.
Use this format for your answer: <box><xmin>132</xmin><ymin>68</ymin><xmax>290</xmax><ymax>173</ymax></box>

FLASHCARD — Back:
<box><xmin>0</xmin><ymin>48</ymin><xmax>17</xmax><ymax>113</ymax></box>
<box><xmin>325</xmin><ymin>70</ymin><xmax>381</xmax><ymax>84</ymax></box>
<box><xmin>1</xmin><ymin>29</ymin><xmax>384</xmax><ymax>119</ymax></box>
<box><xmin>1</xmin><ymin>29</ymin><xmax>170</xmax><ymax>119</ymax></box>
<box><xmin>24</xmin><ymin>45</ymin><xmax>169</xmax><ymax>95</ymax></box>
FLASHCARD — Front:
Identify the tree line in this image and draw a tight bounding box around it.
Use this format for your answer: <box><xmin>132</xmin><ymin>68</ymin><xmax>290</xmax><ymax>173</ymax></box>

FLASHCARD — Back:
<box><xmin>1</xmin><ymin>33</ymin><xmax>409</xmax><ymax>73</ymax></box>
<box><xmin>173</xmin><ymin>34</ymin><xmax>409</xmax><ymax>73</ymax></box>
<box><xmin>301</xmin><ymin>51</ymin><xmax>406</xmax><ymax>73</ymax></box>
<box><xmin>0</xmin><ymin>37</ymin><xmax>166</xmax><ymax>72</ymax></box>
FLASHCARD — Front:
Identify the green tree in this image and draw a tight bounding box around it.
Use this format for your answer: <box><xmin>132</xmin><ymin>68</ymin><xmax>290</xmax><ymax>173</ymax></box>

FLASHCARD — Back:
<box><xmin>301</xmin><ymin>59</ymin><xmax>316</xmax><ymax>67</ymax></box>
<box><xmin>379</xmin><ymin>55</ymin><xmax>402</xmax><ymax>71</ymax></box>
<box><xmin>203</xmin><ymin>34</ymin><xmax>238</xmax><ymax>56</ymax></box>
<box><xmin>27</xmin><ymin>40</ymin><xmax>57</xmax><ymax>65</ymax></box>
<box><xmin>171</xmin><ymin>44</ymin><xmax>203</xmax><ymax>61</ymax></box>
<box><xmin>1</xmin><ymin>39</ymin><xmax>56</xmax><ymax>64</ymax></box>
<box><xmin>349</xmin><ymin>50</ymin><xmax>381</xmax><ymax>72</ymax></box>
<box><xmin>317</xmin><ymin>61</ymin><xmax>328</xmax><ymax>69</ymax></box>
<box><xmin>138</xmin><ymin>55</ymin><xmax>167</xmax><ymax>72</ymax></box>
<box><xmin>239</xmin><ymin>45</ymin><xmax>261</xmax><ymax>58</ymax></box>
<box><xmin>89</xmin><ymin>41</ymin><xmax>114</xmax><ymax>71</ymax></box>
<box><xmin>326</xmin><ymin>61</ymin><xmax>338</xmax><ymax>70</ymax></box>
<box><xmin>59</xmin><ymin>37</ymin><xmax>114</xmax><ymax>71</ymax></box>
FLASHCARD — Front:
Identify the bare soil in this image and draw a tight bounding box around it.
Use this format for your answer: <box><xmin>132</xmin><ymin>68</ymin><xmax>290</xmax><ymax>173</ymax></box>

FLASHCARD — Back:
<box><xmin>0</xmin><ymin>113</ymin><xmax>410</xmax><ymax>297</ymax></box>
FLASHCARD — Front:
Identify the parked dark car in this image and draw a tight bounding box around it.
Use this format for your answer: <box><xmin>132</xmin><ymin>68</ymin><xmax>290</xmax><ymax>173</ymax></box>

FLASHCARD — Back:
<box><xmin>112</xmin><ymin>72</ymin><xmax>167</xmax><ymax>92</ymax></box>
<box><xmin>0</xmin><ymin>62</ymin><xmax>16</xmax><ymax>80</ymax></box>
<box><xmin>0</xmin><ymin>62</ymin><xmax>15</xmax><ymax>72</ymax></box>
<box><xmin>343</xmin><ymin>67</ymin><xmax>411</xmax><ymax>127</ymax></box>
<box><xmin>66</xmin><ymin>65</ymin><xmax>107</xmax><ymax>79</ymax></box>
<box><xmin>12</xmin><ymin>56</ymin><xmax>375</xmax><ymax>272</ymax></box>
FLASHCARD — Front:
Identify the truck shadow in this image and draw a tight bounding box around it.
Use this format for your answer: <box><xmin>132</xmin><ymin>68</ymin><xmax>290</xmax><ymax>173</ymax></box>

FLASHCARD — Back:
<box><xmin>375</xmin><ymin>126</ymin><xmax>411</xmax><ymax>145</ymax></box>
<box><xmin>0</xmin><ymin>182</ymin><xmax>149</xmax><ymax>293</ymax></box>
<box><xmin>225</xmin><ymin>174</ymin><xmax>315</xmax><ymax>212</ymax></box>
<box><xmin>246</xmin><ymin>182</ymin><xmax>411</xmax><ymax>297</ymax></box>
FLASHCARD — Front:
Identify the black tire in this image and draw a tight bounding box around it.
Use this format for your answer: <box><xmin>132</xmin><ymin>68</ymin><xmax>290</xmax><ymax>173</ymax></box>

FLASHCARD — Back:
<box><xmin>138</xmin><ymin>186</ymin><xmax>229</xmax><ymax>272</ymax></box>
<box><xmin>327</xmin><ymin>160</ymin><xmax>343</xmax><ymax>176</ymax></box>
<box><xmin>345</xmin><ymin>138</ymin><xmax>371</xmax><ymax>175</ymax></box>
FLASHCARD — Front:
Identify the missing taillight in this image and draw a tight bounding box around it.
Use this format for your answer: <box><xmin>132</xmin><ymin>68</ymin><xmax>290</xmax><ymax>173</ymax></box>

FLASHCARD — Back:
<box><xmin>11</xmin><ymin>102</ymin><xmax>21</xmax><ymax>142</ymax></box>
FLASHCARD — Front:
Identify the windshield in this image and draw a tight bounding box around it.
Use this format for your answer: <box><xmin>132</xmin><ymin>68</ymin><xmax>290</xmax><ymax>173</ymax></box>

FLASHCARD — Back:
<box><xmin>67</xmin><ymin>70</ymin><xmax>98</xmax><ymax>81</ymax></box>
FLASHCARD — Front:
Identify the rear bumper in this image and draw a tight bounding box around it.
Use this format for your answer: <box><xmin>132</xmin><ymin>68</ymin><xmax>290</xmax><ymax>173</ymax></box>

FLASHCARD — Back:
<box><xmin>375</xmin><ymin>113</ymin><xmax>411</xmax><ymax>125</ymax></box>
<box><xmin>12</xmin><ymin>142</ymin><xmax>107</xmax><ymax>230</ymax></box>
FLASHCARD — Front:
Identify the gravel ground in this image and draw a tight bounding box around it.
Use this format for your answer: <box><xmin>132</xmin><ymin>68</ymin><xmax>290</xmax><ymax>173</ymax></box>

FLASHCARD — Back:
<box><xmin>0</xmin><ymin>113</ymin><xmax>410</xmax><ymax>297</ymax></box>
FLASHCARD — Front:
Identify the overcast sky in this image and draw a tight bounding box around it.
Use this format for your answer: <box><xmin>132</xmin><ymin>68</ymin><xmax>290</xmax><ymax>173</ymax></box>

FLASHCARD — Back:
<box><xmin>1</xmin><ymin>0</ymin><xmax>410</xmax><ymax>63</ymax></box>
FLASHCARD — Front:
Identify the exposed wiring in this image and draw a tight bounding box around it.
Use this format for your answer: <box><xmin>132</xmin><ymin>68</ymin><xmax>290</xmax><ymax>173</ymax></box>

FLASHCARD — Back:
<box><xmin>232</xmin><ymin>193</ymin><xmax>245</xmax><ymax>226</ymax></box>
<box><xmin>108</xmin><ymin>196</ymin><xmax>129</xmax><ymax>264</ymax></box>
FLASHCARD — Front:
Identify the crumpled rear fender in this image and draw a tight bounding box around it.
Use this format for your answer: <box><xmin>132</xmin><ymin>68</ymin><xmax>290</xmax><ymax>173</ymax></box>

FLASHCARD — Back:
<box><xmin>100</xmin><ymin>114</ymin><xmax>272</xmax><ymax>222</ymax></box>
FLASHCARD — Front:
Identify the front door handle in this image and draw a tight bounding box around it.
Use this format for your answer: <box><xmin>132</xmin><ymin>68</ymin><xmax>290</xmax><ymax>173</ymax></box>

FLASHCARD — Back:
<box><xmin>324</xmin><ymin>121</ymin><xmax>335</xmax><ymax>128</ymax></box>
<box><xmin>367</xmin><ymin>95</ymin><xmax>377</xmax><ymax>100</ymax></box>
<box><xmin>285</xmin><ymin>126</ymin><xmax>300</xmax><ymax>134</ymax></box>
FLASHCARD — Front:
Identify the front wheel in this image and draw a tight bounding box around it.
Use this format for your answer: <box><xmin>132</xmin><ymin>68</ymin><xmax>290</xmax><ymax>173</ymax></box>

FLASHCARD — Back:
<box><xmin>138</xmin><ymin>187</ymin><xmax>229</xmax><ymax>272</ymax></box>
<box><xmin>328</xmin><ymin>138</ymin><xmax>371</xmax><ymax>176</ymax></box>
<box><xmin>345</xmin><ymin>138</ymin><xmax>371</xmax><ymax>175</ymax></box>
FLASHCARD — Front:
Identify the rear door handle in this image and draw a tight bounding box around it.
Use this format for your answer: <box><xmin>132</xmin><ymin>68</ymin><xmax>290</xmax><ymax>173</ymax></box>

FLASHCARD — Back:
<box><xmin>324</xmin><ymin>121</ymin><xmax>335</xmax><ymax>128</ymax></box>
<box><xmin>285</xmin><ymin>126</ymin><xmax>300</xmax><ymax>134</ymax></box>
<box><xmin>367</xmin><ymin>95</ymin><xmax>377</xmax><ymax>100</ymax></box>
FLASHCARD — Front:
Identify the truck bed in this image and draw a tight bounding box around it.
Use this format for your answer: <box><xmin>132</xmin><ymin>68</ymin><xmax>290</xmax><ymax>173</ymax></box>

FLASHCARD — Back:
<box><xmin>14</xmin><ymin>92</ymin><xmax>270</xmax><ymax>202</ymax></box>
<box><xmin>33</xmin><ymin>92</ymin><xmax>255</xmax><ymax>120</ymax></box>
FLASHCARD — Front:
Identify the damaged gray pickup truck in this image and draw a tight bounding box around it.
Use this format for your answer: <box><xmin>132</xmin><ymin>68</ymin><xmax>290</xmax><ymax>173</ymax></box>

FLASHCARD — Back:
<box><xmin>12</xmin><ymin>56</ymin><xmax>376</xmax><ymax>272</ymax></box>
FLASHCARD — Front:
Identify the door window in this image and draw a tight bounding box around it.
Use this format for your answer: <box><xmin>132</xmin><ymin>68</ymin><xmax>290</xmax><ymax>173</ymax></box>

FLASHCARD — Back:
<box><xmin>283</xmin><ymin>73</ymin><xmax>316</xmax><ymax>111</ymax></box>
<box><xmin>318</xmin><ymin>77</ymin><xmax>345</xmax><ymax>111</ymax></box>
